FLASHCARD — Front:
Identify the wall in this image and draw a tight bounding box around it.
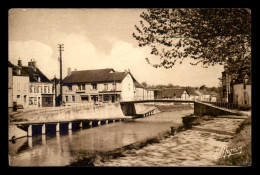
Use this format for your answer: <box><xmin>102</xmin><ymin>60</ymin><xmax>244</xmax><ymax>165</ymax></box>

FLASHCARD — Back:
<box><xmin>233</xmin><ymin>84</ymin><xmax>251</xmax><ymax>106</ymax></box>
<box><xmin>121</xmin><ymin>73</ymin><xmax>134</xmax><ymax>101</ymax></box>
<box><xmin>13</xmin><ymin>76</ymin><xmax>29</xmax><ymax>108</ymax></box>
<box><xmin>14</xmin><ymin>103</ymin><xmax>126</xmax><ymax>123</ymax></box>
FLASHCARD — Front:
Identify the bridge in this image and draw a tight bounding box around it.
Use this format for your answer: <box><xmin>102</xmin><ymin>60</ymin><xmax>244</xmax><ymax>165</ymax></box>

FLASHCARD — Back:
<box><xmin>9</xmin><ymin>99</ymin><xmax>244</xmax><ymax>141</ymax></box>
<box><xmin>120</xmin><ymin>99</ymin><xmax>243</xmax><ymax>117</ymax></box>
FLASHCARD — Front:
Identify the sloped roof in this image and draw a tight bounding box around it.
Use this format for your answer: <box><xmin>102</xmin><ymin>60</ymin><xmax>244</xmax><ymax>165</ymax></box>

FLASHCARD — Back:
<box><xmin>197</xmin><ymin>89</ymin><xmax>211</xmax><ymax>95</ymax></box>
<box><xmin>12</xmin><ymin>65</ymin><xmax>51</xmax><ymax>83</ymax></box>
<box><xmin>233</xmin><ymin>73</ymin><xmax>251</xmax><ymax>85</ymax></box>
<box><xmin>62</xmin><ymin>68</ymin><xmax>129</xmax><ymax>84</ymax></box>
<box><xmin>8</xmin><ymin>61</ymin><xmax>14</xmax><ymax>68</ymax></box>
<box><xmin>186</xmin><ymin>88</ymin><xmax>199</xmax><ymax>96</ymax></box>
<box><xmin>134</xmin><ymin>81</ymin><xmax>144</xmax><ymax>88</ymax></box>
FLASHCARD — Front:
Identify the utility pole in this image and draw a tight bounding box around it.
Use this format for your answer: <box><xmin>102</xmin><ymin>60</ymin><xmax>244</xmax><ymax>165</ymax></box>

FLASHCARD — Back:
<box><xmin>58</xmin><ymin>44</ymin><xmax>64</xmax><ymax>106</ymax></box>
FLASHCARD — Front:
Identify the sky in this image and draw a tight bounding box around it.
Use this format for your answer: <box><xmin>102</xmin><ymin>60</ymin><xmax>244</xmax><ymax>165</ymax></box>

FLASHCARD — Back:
<box><xmin>8</xmin><ymin>8</ymin><xmax>224</xmax><ymax>87</ymax></box>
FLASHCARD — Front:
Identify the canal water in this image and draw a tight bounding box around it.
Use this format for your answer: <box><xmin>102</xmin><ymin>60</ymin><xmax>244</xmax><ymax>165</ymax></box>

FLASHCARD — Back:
<box><xmin>9</xmin><ymin>109</ymin><xmax>193</xmax><ymax>166</ymax></box>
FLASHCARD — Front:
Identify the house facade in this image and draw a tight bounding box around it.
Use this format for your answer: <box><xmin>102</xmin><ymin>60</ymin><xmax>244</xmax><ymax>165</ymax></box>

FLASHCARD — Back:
<box><xmin>221</xmin><ymin>68</ymin><xmax>251</xmax><ymax>106</ymax></box>
<box><xmin>62</xmin><ymin>68</ymin><xmax>139</xmax><ymax>105</ymax></box>
<box><xmin>186</xmin><ymin>88</ymin><xmax>199</xmax><ymax>101</ymax></box>
<box><xmin>232</xmin><ymin>74</ymin><xmax>251</xmax><ymax>106</ymax></box>
<box><xmin>11</xmin><ymin>59</ymin><xmax>55</xmax><ymax>109</ymax></box>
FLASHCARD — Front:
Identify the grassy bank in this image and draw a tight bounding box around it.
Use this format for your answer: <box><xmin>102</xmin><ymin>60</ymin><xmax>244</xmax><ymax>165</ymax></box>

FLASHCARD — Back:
<box><xmin>217</xmin><ymin>116</ymin><xmax>251</xmax><ymax>166</ymax></box>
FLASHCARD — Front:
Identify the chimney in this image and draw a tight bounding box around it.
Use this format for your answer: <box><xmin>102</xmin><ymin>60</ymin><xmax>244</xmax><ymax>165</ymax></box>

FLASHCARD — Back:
<box><xmin>38</xmin><ymin>76</ymin><xmax>41</xmax><ymax>82</ymax></box>
<box><xmin>28</xmin><ymin>59</ymin><xmax>37</xmax><ymax>71</ymax></box>
<box><xmin>67</xmin><ymin>67</ymin><xmax>71</xmax><ymax>76</ymax></box>
<box><xmin>74</xmin><ymin>68</ymin><xmax>77</xmax><ymax>71</ymax></box>
<box><xmin>18</xmin><ymin>59</ymin><xmax>22</xmax><ymax>67</ymax></box>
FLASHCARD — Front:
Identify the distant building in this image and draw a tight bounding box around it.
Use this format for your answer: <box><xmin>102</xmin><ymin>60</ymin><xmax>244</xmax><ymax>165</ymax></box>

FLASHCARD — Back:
<box><xmin>186</xmin><ymin>88</ymin><xmax>199</xmax><ymax>101</ymax></box>
<box><xmin>11</xmin><ymin>59</ymin><xmax>54</xmax><ymax>108</ymax></box>
<box><xmin>195</xmin><ymin>89</ymin><xmax>211</xmax><ymax>102</ymax></box>
<box><xmin>62</xmin><ymin>68</ymin><xmax>147</xmax><ymax>104</ymax></box>
<box><xmin>154</xmin><ymin>88</ymin><xmax>190</xmax><ymax>100</ymax></box>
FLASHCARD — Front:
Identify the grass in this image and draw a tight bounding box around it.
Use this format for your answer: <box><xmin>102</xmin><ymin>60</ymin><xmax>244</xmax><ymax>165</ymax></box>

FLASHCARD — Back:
<box><xmin>217</xmin><ymin>117</ymin><xmax>251</xmax><ymax>166</ymax></box>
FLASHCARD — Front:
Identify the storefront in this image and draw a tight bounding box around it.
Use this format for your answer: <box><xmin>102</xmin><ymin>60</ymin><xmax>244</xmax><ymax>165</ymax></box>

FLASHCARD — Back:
<box><xmin>42</xmin><ymin>94</ymin><xmax>54</xmax><ymax>107</ymax></box>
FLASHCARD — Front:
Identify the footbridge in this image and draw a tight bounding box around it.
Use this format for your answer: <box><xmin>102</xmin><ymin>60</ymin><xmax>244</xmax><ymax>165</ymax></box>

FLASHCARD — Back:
<box><xmin>120</xmin><ymin>99</ymin><xmax>243</xmax><ymax>117</ymax></box>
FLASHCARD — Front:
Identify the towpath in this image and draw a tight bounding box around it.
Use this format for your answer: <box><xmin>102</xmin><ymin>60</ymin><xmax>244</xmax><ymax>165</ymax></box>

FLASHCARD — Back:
<box><xmin>95</xmin><ymin>115</ymin><xmax>249</xmax><ymax>166</ymax></box>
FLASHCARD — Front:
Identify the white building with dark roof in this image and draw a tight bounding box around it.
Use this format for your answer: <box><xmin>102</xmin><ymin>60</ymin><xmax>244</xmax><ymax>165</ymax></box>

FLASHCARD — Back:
<box><xmin>62</xmin><ymin>68</ymin><xmax>144</xmax><ymax>104</ymax></box>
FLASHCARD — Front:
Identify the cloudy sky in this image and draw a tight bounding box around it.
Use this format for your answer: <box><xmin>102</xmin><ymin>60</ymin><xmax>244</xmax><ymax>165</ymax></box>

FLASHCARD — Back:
<box><xmin>8</xmin><ymin>8</ymin><xmax>224</xmax><ymax>87</ymax></box>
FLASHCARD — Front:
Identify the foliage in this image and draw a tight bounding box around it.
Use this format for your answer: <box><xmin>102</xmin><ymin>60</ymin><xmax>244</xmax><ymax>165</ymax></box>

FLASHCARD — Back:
<box><xmin>133</xmin><ymin>8</ymin><xmax>251</xmax><ymax>75</ymax></box>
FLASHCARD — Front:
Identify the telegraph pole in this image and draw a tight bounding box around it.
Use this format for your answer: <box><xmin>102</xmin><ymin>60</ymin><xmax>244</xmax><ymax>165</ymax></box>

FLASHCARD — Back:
<box><xmin>58</xmin><ymin>44</ymin><xmax>64</xmax><ymax>106</ymax></box>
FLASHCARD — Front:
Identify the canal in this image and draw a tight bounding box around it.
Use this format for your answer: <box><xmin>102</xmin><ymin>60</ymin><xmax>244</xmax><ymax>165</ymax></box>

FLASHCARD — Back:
<box><xmin>9</xmin><ymin>108</ymin><xmax>193</xmax><ymax>166</ymax></box>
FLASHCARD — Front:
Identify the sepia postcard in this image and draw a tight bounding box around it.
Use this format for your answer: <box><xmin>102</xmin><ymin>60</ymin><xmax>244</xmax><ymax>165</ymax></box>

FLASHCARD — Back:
<box><xmin>8</xmin><ymin>8</ymin><xmax>251</xmax><ymax>167</ymax></box>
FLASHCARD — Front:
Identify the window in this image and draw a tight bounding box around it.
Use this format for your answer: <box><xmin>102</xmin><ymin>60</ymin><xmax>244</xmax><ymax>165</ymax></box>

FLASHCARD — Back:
<box><xmin>104</xmin><ymin>84</ymin><xmax>108</xmax><ymax>90</ymax></box>
<box><xmin>44</xmin><ymin>86</ymin><xmax>47</xmax><ymax>93</ymax></box>
<box><xmin>34</xmin><ymin>86</ymin><xmax>36</xmax><ymax>93</ymax></box>
<box><xmin>29</xmin><ymin>97</ymin><xmax>34</xmax><ymax>105</ymax></box>
<box><xmin>81</xmin><ymin>96</ymin><xmax>89</xmax><ymax>101</ymax></box>
<box><xmin>36</xmin><ymin>86</ymin><xmax>39</xmax><ymax>93</ymax></box>
<box><xmin>92</xmin><ymin>83</ymin><xmax>97</xmax><ymax>90</ymax></box>
<box><xmin>103</xmin><ymin>95</ymin><xmax>109</xmax><ymax>102</ymax></box>
<box><xmin>68</xmin><ymin>85</ymin><xmax>72</xmax><ymax>91</ymax></box>
<box><xmin>72</xmin><ymin>95</ymin><xmax>75</xmax><ymax>102</ymax></box>
<box><xmin>78</xmin><ymin>84</ymin><xmax>85</xmax><ymax>90</ymax></box>
<box><xmin>24</xmin><ymin>95</ymin><xmax>26</xmax><ymax>103</ymax></box>
<box><xmin>113</xmin><ymin>83</ymin><xmax>116</xmax><ymax>90</ymax></box>
<box><xmin>65</xmin><ymin>96</ymin><xmax>68</xmax><ymax>102</ymax></box>
<box><xmin>17</xmin><ymin>95</ymin><xmax>20</xmax><ymax>99</ymax></box>
<box><xmin>34</xmin><ymin>97</ymin><xmax>37</xmax><ymax>105</ymax></box>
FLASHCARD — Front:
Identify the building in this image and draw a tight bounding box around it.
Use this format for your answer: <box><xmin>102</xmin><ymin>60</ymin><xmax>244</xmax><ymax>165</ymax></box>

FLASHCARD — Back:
<box><xmin>11</xmin><ymin>60</ymin><xmax>30</xmax><ymax>109</ymax></box>
<box><xmin>62</xmin><ymin>68</ymin><xmax>141</xmax><ymax>104</ymax></box>
<box><xmin>232</xmin><ymin>73</ymin><xmax>251</xmax><ymax>106</ymax></box>
<box><xmin>221</xmin><ymin>68</ymin><xmax>251</xmax><ymax>106</ymax></box>
<box><xmin>11</xmin><ymin>59</ymin><xmax>55</xmax><ymax>108</ymax></box>
<box><xmin>195</xmin><ymin>89</ymin><xmax>211</xmax><ymax>102</ymax></box>
<box><xmin>154</xmin><ymin>88</ymin><xmax>190</xmax><ymax>100</ymax></box>
<box><xmin>186</xmin><ymin>88</ymin><xmax>199</xmax><ymax>101</ymax></box>
<box><xmin>8</xmin><ymin>61</ymin><xmax>14</xmax><ymax>112</ymax></box>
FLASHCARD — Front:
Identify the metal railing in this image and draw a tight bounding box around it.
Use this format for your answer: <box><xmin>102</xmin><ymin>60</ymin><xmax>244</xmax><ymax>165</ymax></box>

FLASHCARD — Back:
<box><xmin>204</xmin><ymin>101</ymin><xmax>239</xmax><ymax>110</ymax></box>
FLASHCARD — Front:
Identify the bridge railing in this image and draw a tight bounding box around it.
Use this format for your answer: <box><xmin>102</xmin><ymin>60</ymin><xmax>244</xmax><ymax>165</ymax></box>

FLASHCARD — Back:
<box><xmin>203</xmin><ymin>101</ymin><xmax>239</xmax><ymax>110</ymax></box>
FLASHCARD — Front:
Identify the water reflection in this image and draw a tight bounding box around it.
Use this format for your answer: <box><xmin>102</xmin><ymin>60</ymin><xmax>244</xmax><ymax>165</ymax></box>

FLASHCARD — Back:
<box><xmin>9</xmin><ymin>110</ymin><xmax>193</xmax><ymax>166</ymax></box>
